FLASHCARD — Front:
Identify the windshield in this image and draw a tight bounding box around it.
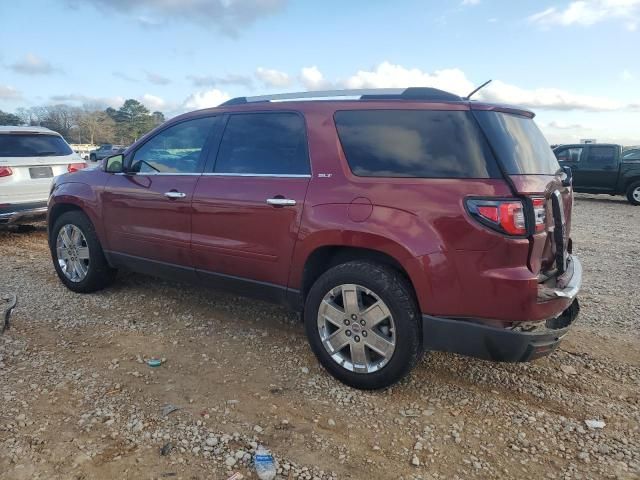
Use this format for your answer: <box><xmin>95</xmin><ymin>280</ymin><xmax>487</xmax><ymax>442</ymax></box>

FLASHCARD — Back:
<box><xmin>473</xmin><ymin>111</ymin><xmax>560</xmax><ymax>175</ymax></box>
<box><xmin>0</xmin><ymin>133</ymin><xmax>73</xmax><ymax>157</ymax></box>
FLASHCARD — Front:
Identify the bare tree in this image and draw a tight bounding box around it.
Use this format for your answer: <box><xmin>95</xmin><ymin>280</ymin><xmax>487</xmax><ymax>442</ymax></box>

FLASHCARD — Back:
<box><xmin>78</xmin><ymin>110</ymin><xmax>116</xmax><ymax>144</ymax></box>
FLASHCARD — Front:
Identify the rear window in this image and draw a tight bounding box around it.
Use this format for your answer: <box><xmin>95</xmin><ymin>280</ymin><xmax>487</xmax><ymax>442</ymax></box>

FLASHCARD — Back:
<box><xmin>334</xmin><ymin>110</ymin><xmax>500</xmax><ymax>178</ymax></box>
<box><xmin>0</xmin><ymin>133</ymin><xmax>72</xmax><ymax>157</ymax></box>
<box><xmin>473</xmin><ymin>111</ymin><xmax>560</xmax><ymax>175</ymax></box>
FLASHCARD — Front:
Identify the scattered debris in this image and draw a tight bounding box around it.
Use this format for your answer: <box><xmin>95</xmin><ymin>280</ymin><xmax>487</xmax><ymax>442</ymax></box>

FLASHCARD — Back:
<box><xmin>147</xmin><ymin>358</ymin><xmax>162</xmax><ymax>367</ymax></box>
<box><xmin>160</xmin><ymin>442</ymin><xmax>173</xmax><ymax>456</ymax></box>
<box><xmin>560</xmin><ymin>364</ymin><xmax>578</xmax><ymax>375</ymax></box>
<box><xmin>585</xmin><ymin>419</ymin><xmax>606</xmax><ymax>429</ymax></box>
<box><xmin>1</xmin><ymin>292</ymin><xmax>17</xmax><ymax>333</ymax></box>
<box><xmin>161</xmin><ymin>403</ymin><xmax>180</xmax><ymax>417</ymax></box>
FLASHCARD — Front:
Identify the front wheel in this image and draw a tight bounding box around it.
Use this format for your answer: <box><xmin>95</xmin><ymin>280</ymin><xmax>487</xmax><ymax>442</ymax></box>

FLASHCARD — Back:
<box><xmin>50</xmin><ymin>210</ymin><xmax>117</xmax><ymax>293</ymax></box>
<box><xmin>626</xmin><ymin>181</ymin><xmax>640</xmax><ymax>205</ymax></box>
<box><xmin>304</xmin><ymin>261</ymin><xmax>422</xmax><ymax>390</ymax></box>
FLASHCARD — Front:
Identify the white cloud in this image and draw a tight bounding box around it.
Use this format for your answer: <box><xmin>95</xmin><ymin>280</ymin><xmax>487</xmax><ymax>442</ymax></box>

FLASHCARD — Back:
<box><xmin>620</xmin><ymin>69</ymin><xmax>634</xmax><ymax>81</ymax></box>
<box><xmin>301</xmin><ymin>62</ymin><xmax>635</xmax><ymax>112</ymax></box>
<box><xmin>255</xmin><ymin>67</ymin><xmax>291</xmax><ymax>88</ymax></box>
<box><xmin>139</xmin><ymin>93</ymin><xmax>168</xmax><ymax>111</ymax></box>
<box><xmin>0</xmin><ymin>85</ymin><xmax>22</xmax><ymax>100</ymax></box>
<box><xmin>10</xmin><ymin>53</ymin><xmax>57</xmax><ymax>75</ymax></box>
<box><xmin>49</xmin><ymin>93</ymin><xmax>124</xmax><ymax>108</ymax></box>
<box><xmin>461</xmin><ymin>0</ymin><xmax>480</xmax><ymax>5</ymax></box>
<box><xmin>187</xmin><ymin>73</ymin><xmax>253</xmax><ymax>88</ymax></box>
<box><xmin>529</xmin><ymin>0</ymin><xmax>640</xmax><ymax>27</ymax></box>
<box><xmin>68</xmin><ymin>0</ymin><xmax>288</xmax><ymax>36</ymax></box>
<box><xmin>300</xmin><ymin>66</ymin><xmax>332</xmax><ymax>90</ymax></box>
<box><xmin>183</xmin><ymin>89</ymin><xmax>231</xmax><ymax>109</ymax></box>
<box><xmin>342</xmin><ymin>62</ymin><xmax>475</xmax><ymax>94</ymax></box>
<box><xmin>480</xmin><ymin>80</ymin><xmax>623</xmax><ymax>111</ymax></box>
<box><xmin>145</xmin><ymin>71</ymin><xmax>171</xmax><ymax>85</ymax></box>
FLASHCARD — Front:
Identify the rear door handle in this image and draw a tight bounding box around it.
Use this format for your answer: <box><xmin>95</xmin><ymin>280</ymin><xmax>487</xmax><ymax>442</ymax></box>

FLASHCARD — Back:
<box><xmin>164</xmin><ymin>191</ymin><xmax>186</xmax><ymax>199</ymax></box>
<box><xmin>266</xmin><ymin>198</ymin><xmax>296</xmax><ymax>206</ymax></box>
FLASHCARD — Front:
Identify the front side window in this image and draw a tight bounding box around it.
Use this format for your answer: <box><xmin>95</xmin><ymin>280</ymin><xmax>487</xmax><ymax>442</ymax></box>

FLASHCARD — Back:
<box><xmin>131</xmin><ymin>116</ymin><xmax>217</xmax><ymax>174</ymax></box>
<box><xmin>0</xmin><ymin>134</ymin><xmax>72</xmax><ymax>157</ymax></box>
<box><xmin>623</xmin><ymin>149</ymin><xmax>640</xmax><ymax>160</ymax></box>
<box><xmin>334</xmin><ymin>110</ymin><xmax>500</xmax><ymax>178</ymax></box>
<box><xmin>555</xmin><ymin>147</ymin><xmax>584</xmax><ymax>163</ymax></box>
<box><xmin>586</xmin><ymin>146</ymin><xmax>616</xmax><ymax>166</ymax></box>
<box><xmin>214</xmin><ymin>113</ymin><xmax>309</xmax><ymax>175</ymax></box>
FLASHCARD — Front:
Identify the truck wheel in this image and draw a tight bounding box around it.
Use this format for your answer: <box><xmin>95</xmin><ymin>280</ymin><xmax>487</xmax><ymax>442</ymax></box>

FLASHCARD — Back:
<box><xmin>626</xmin><ymin>182</ymin><xmax>640</xmax><ymax>205</ymax></box>
<box><xmin>50</xmin><ymin>210</ymin><xmax>117</xmax><ymax>293</ymax></box>
<box><xmin>304</xmin><ymin>261</ymin><xmax>423</xmax><ymax>390</ymax></box>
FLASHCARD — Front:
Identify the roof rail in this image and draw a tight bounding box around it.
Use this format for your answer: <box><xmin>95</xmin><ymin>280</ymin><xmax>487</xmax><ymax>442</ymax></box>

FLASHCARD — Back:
<box><xmin>219</xmin><ymin>87</ymin><xmax>462</xmax><ymax>106</ymax></box>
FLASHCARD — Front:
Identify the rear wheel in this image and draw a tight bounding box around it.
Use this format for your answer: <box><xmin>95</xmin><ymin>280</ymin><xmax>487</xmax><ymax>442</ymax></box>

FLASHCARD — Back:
<box><xmin>626</xmin><ymin>181</ymin><xmax>640</xmax><ymax>205</ymax></box>
<box><xmin>304</xmin><ymin>261</ymin><xmax>422</xmax><ymax>390</ymax></box>
<box><xmin>50</xmin><ymin>210</ymin><xmax>117</xmax><ymax>293</ymax></box>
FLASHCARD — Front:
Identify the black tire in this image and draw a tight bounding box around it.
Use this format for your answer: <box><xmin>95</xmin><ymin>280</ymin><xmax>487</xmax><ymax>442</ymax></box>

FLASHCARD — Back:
<box><xmin>626</xmin><ymin>181</ymin><xmax>640</xmax><ymax>205</ymax></box>
<box><xmin>50</xmin><ymin>210</ymin><xmax>117</xmax><ymax>293</ymax></box>
<box><xmin>304</xmin><ymin>261</ymin><xmax>423</xmax><ymax>390</ymax></box>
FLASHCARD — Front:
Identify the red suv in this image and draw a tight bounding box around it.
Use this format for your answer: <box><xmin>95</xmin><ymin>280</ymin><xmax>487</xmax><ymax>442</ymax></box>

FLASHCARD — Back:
<box><xmin>48</xmin><ymin>88</ymin><xmax>581</xmax><ymax>389</ymax></box>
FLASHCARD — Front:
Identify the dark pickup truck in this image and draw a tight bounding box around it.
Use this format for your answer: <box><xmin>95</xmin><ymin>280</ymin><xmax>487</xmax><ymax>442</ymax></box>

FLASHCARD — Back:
<box><xmin>553</xmin><ymin>144</ymin><xmax>640</xmax><ymax>205</ymax></box>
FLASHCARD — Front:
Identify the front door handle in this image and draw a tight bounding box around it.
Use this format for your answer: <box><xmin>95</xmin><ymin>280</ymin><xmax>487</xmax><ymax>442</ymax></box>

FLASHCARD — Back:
<box><xmin>164</xmin><ymin>191</ymin><xmax>186</xmax><ymax>199</ymax></box>
<box><xmin>266</xmin><ymin>198</ymin><xmax>296</xmax><ymax>206</ymax></box>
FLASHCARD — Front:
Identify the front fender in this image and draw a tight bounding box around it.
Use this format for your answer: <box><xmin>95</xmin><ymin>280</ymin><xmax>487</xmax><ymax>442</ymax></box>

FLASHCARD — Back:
<box><xmin>48</xmin><ymin>181</ymin><xmax>106</xmax><ymax>246</ymax></box>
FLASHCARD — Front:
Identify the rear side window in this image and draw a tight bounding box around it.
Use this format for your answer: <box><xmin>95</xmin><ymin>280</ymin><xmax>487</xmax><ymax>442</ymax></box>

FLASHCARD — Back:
<box><xmin>334</xmin><ymin>110</ymin><xmax>500</xmax><ymax>178</ymax></box>
<box><xmin>586</xmin><ymin>146</ymin><xmax>616</xmax><ymax>166</ymax></box>
<box><xmin>473</xmin><ymin>111</ymin><xmax>560</xmax><ymax>175</ymax></box>
<box><xmin>0</xmin><ymin>134</ymin><xmax>72</xmax><ymax>157</ymax></box>
<box><xmin>215</xmin><ymin>113</ymin><xmax>309</xmax><ymax>175</ymax></box>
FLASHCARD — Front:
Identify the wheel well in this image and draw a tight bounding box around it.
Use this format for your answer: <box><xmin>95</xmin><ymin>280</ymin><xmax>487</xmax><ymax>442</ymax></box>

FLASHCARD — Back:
<box><xmin>301</xmin><ymin>246</ymin><xmax>418</xmax><ymax>302</ymax></box>
<box><xmin>48</xmin><ymin>204</ymin><xmax>83</xmax><ymax>238</ymax></box>
<box><xmin>625</xmin><ymin>177</ymin><xmax>640</xmax><ymax>191</ymax></box>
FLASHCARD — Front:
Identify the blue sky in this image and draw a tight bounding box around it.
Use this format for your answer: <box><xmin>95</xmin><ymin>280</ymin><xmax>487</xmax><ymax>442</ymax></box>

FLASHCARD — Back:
<box><xmin>1</xmin><ymin>0</ymin><xmax>639</xmax><ymax>144</ymax></box>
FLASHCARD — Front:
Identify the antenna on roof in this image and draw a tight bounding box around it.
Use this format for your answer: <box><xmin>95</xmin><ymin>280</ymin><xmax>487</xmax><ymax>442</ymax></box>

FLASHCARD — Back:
<box><xmin>465</xmin><ymin>79</ymin><xmax>492</xmax><ymax>100</ymax></box>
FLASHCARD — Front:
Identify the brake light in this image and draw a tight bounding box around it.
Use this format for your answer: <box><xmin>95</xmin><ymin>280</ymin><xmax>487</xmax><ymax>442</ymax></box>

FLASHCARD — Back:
<box><xmin>532</xmin><ymin>198</ymin><xmax>547</xmax><ymax>233</ymax></box>
<box><xmin>466</xmin><ymin>198</ymin><xmax>527</xmax><ymax>236</ymax></box>
<box><xmin>67</xmin><ymin>162</ymin><xmax>87</xmax><ymax>173</ymax></box>
<box><xmin>0</xmin><ymin>167</ymin><xmax>13</xmax><ymax>177</ymax></box>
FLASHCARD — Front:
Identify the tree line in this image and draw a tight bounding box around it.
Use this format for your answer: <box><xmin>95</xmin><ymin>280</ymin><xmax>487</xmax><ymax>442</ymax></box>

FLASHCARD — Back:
<box><xmin>0</xmin><ymin>99</ymin><xmax>166</xmax><ymax>146</ymax></box>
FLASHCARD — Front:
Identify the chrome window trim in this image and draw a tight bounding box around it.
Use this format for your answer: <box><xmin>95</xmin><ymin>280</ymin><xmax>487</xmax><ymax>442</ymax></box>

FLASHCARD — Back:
<box><xmin>202</xmin><ymin>173</ymin><xmax>311</xmax><ymax>178</ymax></box>
<box><xmin>114</xmin><ymin>172</ymin><xmax>202</xmax><ymax>176</ymax></box>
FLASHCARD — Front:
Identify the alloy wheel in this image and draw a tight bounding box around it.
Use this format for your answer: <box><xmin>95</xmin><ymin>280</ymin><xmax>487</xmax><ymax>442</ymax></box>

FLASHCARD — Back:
<box><xmin>56</xmin><ymin>224</ymin><xmax>90</xmax><ymax>282</ymax></box>
<box><xmin>317</xmin><ymin>284</ymin><xmax>396</xmax><ymax>374</ymax></box>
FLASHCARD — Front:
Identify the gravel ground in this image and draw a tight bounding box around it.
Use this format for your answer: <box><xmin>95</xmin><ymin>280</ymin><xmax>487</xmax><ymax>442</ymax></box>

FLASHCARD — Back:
<box><xmin>0</xmin><ymin>193</ymin><xmax>638</xmax><ymax>480</ymax></box>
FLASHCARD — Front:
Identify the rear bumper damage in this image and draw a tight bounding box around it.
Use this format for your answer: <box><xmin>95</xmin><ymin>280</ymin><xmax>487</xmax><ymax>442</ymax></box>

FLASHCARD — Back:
<box><xmin>422</xmin><ymin>256</ymin><xmax>582</xmax><ymax>362</ymax></box>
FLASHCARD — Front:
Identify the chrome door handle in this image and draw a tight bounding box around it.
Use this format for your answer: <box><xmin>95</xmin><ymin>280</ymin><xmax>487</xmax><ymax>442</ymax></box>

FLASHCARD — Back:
<box><xmin>164</xmin><ymin>191</ymin><xmax>186</xmax><ymax>199</ymax></box>
<box><xmin>266</xmin><ymin>198</ymin><xmax>296</xmax><ymax>206</ymax></box>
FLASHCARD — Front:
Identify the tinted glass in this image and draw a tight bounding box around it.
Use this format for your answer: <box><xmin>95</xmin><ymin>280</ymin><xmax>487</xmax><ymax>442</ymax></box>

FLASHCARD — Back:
<box><xmin>131</xmin><ymin>117</ymin><xmax>216</xmax><ymax>173</ymax></box>
<box><xmin>623</xmin><ymin>149</ymin><xmax>640</xmax><ymax>160</ymax></box>
<box><xmin>215</xmin><ymin>113</ymin><xmax>309</xmax><ymax>175</ymax></box>
<box><xmin>334</xmin><ymin>110</ymin><xmax>500</xmax><ymax>178</ymax></box>
<box><xmin>0</xmin><ymin>134</ymin><xmax>72</xmax><ymax>157</ymax></box>
<box><xmin>474</xmin><ymin>111</ymin><xmax>560</xmax><ymax>175</ymax></box>
<box><xmin>555</xmin><ymin>147</ymin><xmax>584</xmax><ymax>163</ymax></box>
<box><xmin>586</xmin><ymin>146</ymin><xmax>616</xmax><ymax>166</ymax></box>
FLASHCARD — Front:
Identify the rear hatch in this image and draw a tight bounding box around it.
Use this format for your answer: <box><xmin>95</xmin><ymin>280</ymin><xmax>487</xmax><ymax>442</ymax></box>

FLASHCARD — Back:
<box><xmin>0</xmin><ymin>132</ymin><xmax>83</xmax><ymax>203</ymax></box>
<box><xmin>472</xmin><ymin>108</ymin><xmax>572</xmax><ymax>278</ymax></box>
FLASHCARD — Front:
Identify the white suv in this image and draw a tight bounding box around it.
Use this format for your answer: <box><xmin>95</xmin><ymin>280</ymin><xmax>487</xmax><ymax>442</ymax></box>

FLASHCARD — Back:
<box><xmin>0</xmin><ymin>126</ymin><xmax>86</xmax><ymax>225</ymax></box>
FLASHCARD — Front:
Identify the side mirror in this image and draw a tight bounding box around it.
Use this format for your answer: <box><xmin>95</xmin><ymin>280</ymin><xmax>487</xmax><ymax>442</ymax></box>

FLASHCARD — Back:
<box><xmin>105</xmin><ymin>154</ymin><xmax>124</xmax><ymax>173</ymax></box>
<box><xmin>560</xmin><ymin>165</ymin><xmax>573</xmax><ymax>187</ymax></box>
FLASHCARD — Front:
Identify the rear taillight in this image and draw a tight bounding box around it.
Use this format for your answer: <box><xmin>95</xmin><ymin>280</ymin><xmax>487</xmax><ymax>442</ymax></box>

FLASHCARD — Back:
<box><xmin>0</xmin><ymin>167</ymin><xmax>13</xmax><ymax>177</ymax></box>
<box><xmin>466</xmin><ymin>198</ymin><xmax>527</xmax><ymax>236</ymax></box>
<box><xmin>67</xmin><ymin>162</ymin><xmax>87</xmax><ymax>173</ymax></box>
<box><xmin>532</xmin><ymin>198</ymin><xmax>547</xmax><ymax>233</ymax></box>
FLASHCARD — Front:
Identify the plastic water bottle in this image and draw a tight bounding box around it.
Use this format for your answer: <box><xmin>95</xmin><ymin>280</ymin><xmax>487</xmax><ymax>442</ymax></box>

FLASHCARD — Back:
<box><xmin>254</xmin><ymin>445</ymin><xmax>276</xmax><ymax>480</ymax></box>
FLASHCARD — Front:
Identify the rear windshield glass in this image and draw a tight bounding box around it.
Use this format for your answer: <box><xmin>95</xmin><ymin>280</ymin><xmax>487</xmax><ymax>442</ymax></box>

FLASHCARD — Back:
<box><xmin>0</xmin><ymin>133</ymin><xmax>72</xmax><ymax>157</ymax></box>
<box><xmin>334</xmin><ymin>110</ymin><xmax>500</xmax><ymax>178</ymax></box>
<box><xmin>473</xmin><ymin>111</ymin><xmax>560</xmax><ymax>175</ymax></box>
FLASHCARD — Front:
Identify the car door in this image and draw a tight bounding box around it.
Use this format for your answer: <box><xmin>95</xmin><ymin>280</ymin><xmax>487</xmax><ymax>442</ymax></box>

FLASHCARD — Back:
<box><xmin>580</xmin><ymin>145</ymin><xmax>618</xmax><ymax>190</ymax></box>
<box><xmin>102</xmin><ymin>115</ymin><xmax>219</xmax><ymax>275</ymax></box>
<box><xmin>191</xmin><ymin>112</ymin><xmax>311</xmax><ymax>301</ymax></box>
<box><xmin>555</xmin><ymin>146</ymin><xmax>586</xmax><ymax>188</ymax></box>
